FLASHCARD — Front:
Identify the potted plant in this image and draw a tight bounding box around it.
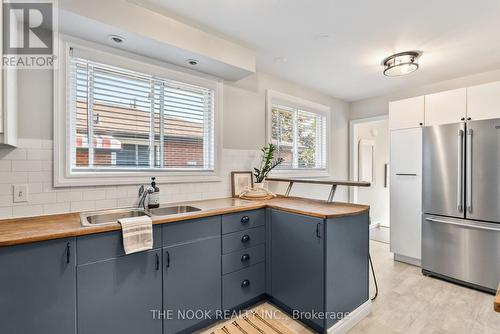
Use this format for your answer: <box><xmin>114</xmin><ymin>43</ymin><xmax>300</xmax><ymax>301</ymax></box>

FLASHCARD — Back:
<box><xmin>253</xmin><ymin>143</ymin><xmax>284</xmax><ymax>189</ymax></box>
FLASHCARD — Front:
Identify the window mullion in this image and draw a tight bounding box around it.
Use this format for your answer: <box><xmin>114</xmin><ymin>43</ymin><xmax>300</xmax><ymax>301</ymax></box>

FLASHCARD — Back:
<box><xmin>87</xmin><ymin>64</ymin><xmax>95</xmax><ymax>167</ymax></box>
<box><xmin>316</xmin><ymin>114</ymin><xmax>321</xmax><ymax>169</ymax></box>
<box><xmin>202</xmin><ymin>91</ymin><xmax>210</xmax><ymax>169</ymax></box>
<box><xmin>292</xmin><ymin>108</ymin><xmax>299</xmax><ymax>169</ymax></box>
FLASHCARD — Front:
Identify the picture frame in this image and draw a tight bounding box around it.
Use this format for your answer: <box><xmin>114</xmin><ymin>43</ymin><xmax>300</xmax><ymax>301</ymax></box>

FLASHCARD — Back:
<box><xmin>231</xmin><ymin>171</ymin><xmax>254</xmax><ymax>198</ymax></box>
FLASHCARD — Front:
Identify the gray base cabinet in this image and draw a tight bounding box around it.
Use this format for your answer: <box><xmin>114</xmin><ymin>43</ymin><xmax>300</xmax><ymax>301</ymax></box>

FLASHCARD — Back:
<box><xmin>270</xmin><ymin>210</ymin><xmax>325</xmax><ymax>330</ymax></box>
<box><xmin>77</xmin><ymin>249</ymin><xmax>162</xmax><ymax>334</ymax></box>
<box><xmin>270</xmin><ymin>210</ymin><xmax>370</xmax><ymax>332</ymax></box>
<box><xmin>163</xmin><ymin>237</ymin><xmax>221</xmax><ymax>334</ymax></box>
<box><xmin>324</xmin><ymin>213</ymin><xmax>369</xmax><ymax>329</ymax></box>
<box><xmin>0</xmin><ymin>238</ymin><xmax>76</xmax><ymax>334</ymax></box>
<box><xmin>163</xmin><ymin>216</ymin><xmax>221</xmax><ymax>334</ymax></box>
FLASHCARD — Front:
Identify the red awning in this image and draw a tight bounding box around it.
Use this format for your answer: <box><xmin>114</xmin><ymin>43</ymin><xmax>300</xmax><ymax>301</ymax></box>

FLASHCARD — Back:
<box><xmin>75</xmin><ymin>134</ymin><xmax>122</xmax><ymax>150</ymax></box>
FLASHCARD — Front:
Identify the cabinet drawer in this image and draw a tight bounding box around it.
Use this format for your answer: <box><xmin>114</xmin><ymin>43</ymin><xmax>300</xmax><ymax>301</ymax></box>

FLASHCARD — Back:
<box><xmin>163</xmin><ymin>216</ymin><xmax>221</xmax><ymax>246</ymax></box>
<box><xmin>222</xmin><ymin>226</ymin><xmax>265</xmax><ymax>254</ymax></box>
<box><xmin>222</xmin><ymin>210</ymin><xmax>265</xmax><ymax>234</ymax></box>
<box><xmin>77</xmin><ymin>225</ymin><xmax>161</xmax><ymax>265</ymax></box>
<box><xmin>222</xmin><ymin>244</ymin><xmax>265</xmax><ymax>275</ymax></box>
<box><xmin>222</xmin><ymin>263</ymin><xmax>265</xmax><ymax>310</ymax></box>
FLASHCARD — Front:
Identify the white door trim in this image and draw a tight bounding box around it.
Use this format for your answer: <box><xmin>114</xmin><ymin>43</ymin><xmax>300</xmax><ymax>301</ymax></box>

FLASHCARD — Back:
<box><xmin>348</xmin><ymin>115</ymin><xmax>388</xmax><ymax>203</ymax></box>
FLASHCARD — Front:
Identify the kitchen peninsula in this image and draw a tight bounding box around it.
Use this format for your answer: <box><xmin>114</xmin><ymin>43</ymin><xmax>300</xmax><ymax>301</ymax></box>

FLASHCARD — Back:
<box><xmin>0</xmin><ymin>196</ymin><xmax>370</xmax><ymax>334</ymax></box>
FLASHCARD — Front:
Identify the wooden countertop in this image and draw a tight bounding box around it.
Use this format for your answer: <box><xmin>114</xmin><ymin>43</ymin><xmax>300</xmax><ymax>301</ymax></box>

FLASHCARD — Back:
<box><xmin>0</xmin><ymin>197</ymin><xmax>369</xmax><ymax>247</ymax></box>
<box><xmin>495</xmin><ymin>283</ymin><xmax>500</xmax><ymax>313</ymax></box>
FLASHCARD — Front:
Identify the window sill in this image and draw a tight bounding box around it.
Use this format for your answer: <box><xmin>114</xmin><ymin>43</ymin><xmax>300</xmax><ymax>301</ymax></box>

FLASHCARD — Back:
<box><xmin>267</xmin><ymin>169</ymin><xmax>331</xmax><ymax>179</ymax></box>
<box><xmin>53</xmin><ymin>171</ymin><xmax>222</xmax><ymax>188</ymax></box>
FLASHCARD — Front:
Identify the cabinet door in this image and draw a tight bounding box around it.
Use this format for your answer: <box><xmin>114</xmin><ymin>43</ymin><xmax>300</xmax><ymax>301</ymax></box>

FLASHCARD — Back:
<box><xmin>389</xmin><ymin>96</ymin><xmax>424</xmax><ymax>130</ymax></box>
<box><xmin>467</xmin><ymin>81</ymin><xmax>500</xmax><ymax>121</ymax></box>
<box><xmin>77</xmin><ymin>249</ymin><xmax>162</xmax><ymax>334</ymax></box>
<box><xmin>390</xmin><ymin>128</ymin><xmax>422</xmax><ymax>260</ymax></box>
<box><xmin>0</xmin><ymin>238</ymin><xmax>76</xmax><ymax>334</ymax></box>
<box><xmin>164</xmin><ymin>237</ymin><xmax>221</xmax><ymax>334</ymax></box>
<box><xmin>271</xmin><ymin>210</ymin><xmax>324</xmax><ymax>329</ymax></box>
<box><xmin>425</xmin><ymin>88</ymin><xmax>466</xmax><ymax>126</ymax></box>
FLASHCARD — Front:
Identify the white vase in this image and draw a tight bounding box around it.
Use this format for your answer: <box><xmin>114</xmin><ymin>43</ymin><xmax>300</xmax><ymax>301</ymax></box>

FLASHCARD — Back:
<box><xmin>254</xmin><ymin>182</ymin><xmax>265</xmax><ymax>190</ymax></box>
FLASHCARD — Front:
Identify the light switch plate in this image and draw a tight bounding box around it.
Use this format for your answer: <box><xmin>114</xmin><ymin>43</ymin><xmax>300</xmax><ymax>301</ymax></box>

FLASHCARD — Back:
<box><xmin>13</xmin><ymin>184</ymin><xmax>28</xmax><ymax>203</ymax></box>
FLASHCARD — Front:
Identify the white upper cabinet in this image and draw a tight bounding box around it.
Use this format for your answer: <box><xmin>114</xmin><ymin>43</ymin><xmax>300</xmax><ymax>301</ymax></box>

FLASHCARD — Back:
<box><xmin>424</xmin><ymin>88</ymin><xmax>466</xmax><ymax>126</ymax></box>
<box><xmin>0</xmin><ymin>4</ymin><xmax>18</xmax><ymax>147</ymax></box>
<box><xmin>389</xmin><ymin>96</ymin><xmax>424</xmax><ymax>130</ymax></box>
<box><xmin>0</xmin><ymin>68</ymin><xmax>18</xmax><ymax>147</ymax></box>
<box><xmin>467</xmin><ymin>81</ymin><xmax>500</xmax><ymax>121</ymax></box>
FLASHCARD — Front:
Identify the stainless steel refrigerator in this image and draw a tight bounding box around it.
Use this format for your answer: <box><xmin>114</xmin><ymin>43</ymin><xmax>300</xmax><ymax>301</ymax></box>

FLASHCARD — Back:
<box><xmin>422</xmin><ymin>118</ymin><xmax>500</xmax><ymax>293</ymax></box>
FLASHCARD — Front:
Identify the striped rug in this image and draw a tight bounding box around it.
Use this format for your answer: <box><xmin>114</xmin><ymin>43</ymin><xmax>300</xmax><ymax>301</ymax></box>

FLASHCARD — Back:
<box><xmin>209</xmin><ymin>310</ymin><xmax>296</xmax><ymax>334</ymax></box>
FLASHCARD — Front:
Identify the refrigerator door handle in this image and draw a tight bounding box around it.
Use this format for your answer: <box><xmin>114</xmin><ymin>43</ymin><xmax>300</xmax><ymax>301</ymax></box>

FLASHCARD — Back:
<box><xmin>425</xmin><ymin>217</ymin><xmax>500</xmax><ymax>232</ymax></box>
<box><xmin>457</xmin><ymin>129</ymin><xmax>464</xmax><ymax>212</ymax></box>
<box><xmin>466</xmin><ymin>128</ymin><xmax>473</xmax><ymax>213</ymax></box>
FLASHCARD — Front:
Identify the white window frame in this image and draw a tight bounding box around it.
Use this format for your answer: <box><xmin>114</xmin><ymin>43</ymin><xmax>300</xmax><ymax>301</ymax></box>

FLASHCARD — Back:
<box><xmin>54</xmin><ymin>35</ymin><xmax>223</xmax><ymax>187</ymax></box>
<box><xmin>266</xmin><ymin>90</ymin><xmax>331</xmax><ymax>178</ymax></box>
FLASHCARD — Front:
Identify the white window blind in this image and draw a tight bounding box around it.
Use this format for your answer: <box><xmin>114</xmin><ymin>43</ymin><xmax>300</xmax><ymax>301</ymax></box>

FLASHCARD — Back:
<box><xmin>271</xmin><ymin>103</ymin><xmax>327</xmax><ymax>170</ymax></box>
<box><xmin>68</xmin><ymin>51</ymin><xmax>215</xmax><ymax>173</ymax></box>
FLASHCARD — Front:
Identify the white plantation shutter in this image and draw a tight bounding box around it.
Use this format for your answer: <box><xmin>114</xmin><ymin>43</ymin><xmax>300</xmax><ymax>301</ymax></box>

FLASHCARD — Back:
<box><xmin>271</xmin><ymin>103</ymin><xmax>327</xmax><ymax>170</ymax></box>
<box><xmin>68</xmin><ymin>50</ymin><xmax>215</xmax><ymax>172</ymax></box>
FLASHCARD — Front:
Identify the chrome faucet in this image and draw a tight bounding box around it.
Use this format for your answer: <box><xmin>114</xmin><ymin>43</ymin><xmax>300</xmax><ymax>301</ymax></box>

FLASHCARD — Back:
<box><xmin>138</xmin><ymin>184</ymin><xmax>154</xmax><ymax>210</ymax></box>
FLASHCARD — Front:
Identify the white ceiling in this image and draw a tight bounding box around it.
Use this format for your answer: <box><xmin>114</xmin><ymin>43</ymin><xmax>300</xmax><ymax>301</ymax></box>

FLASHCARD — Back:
<box><xmin>132</xmin><ymin>0</ymin><xmax>500</xmax><ymax>101</ymax></box>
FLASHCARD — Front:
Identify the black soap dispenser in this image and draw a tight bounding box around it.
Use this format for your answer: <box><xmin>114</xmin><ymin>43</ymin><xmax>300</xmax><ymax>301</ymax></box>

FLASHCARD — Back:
<box><xmin>148</xmin><ymin>177</ymin><xmax>160</xmax><ymax>209</ymax></box>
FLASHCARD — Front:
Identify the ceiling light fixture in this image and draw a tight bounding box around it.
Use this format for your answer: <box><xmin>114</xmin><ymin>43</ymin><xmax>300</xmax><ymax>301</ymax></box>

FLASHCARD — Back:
<box><xmin>108</xmin><ymin>34</ymin><xmax>125</xmax><ymax>44</ymax></box>
<box><xmin>382</xmin><ymin>51</ymin><xmax>422</xmax><ymax>77</ymax></box>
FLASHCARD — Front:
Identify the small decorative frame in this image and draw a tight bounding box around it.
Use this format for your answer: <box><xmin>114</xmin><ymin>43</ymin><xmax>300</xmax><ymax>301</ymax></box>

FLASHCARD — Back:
<box><xmin>231</xmin><ymin>171</ymin><xmax>254</xmax><ymax>198</ymax></box>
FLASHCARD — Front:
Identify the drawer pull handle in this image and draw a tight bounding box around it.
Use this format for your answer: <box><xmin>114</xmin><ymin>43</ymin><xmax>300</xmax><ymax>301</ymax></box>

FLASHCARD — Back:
<box><xmin>241</xmin><ymin>254</ymin><xmax>250</xmax><ymax>262</ymax></box>
<box><xmin>241</xmin><ymin>279</ymin><xmax>250</xmax><ymax>288</ymax></box>
<box><xmin>241</xmin><ymin>216</ymin><xmax>250</xmax><ymax>224</ymax></box>
<box><xmin>241</xmin><ymin>235</ymin><xmax>251</xmax><ymax>243</ymax></box>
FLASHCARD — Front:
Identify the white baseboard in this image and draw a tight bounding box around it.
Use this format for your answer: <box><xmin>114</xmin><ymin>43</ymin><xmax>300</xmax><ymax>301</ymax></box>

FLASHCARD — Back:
<box><xmin>394</xmin><ymin>253</ymin><xmax>421</xmax><ymax>267</ymax></box>
<box><xmin>327</xmin><ymin>300</ymin><xmax>372</xmax><ymax>334</ymax></box>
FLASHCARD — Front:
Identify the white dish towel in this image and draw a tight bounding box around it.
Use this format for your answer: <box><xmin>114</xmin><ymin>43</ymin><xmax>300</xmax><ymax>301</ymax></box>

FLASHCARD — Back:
<box><xmin>118</xmin><ymin>216</ymin><xmax>153</xmax><ymax>255</ymax></box>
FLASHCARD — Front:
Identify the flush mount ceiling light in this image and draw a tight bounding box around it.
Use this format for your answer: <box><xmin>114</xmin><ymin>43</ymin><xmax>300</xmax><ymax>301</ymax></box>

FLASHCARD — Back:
<box><xmin>382</xmin><ymin>51</ymin><xmax>422</xmax><ymax>77</ymax></box>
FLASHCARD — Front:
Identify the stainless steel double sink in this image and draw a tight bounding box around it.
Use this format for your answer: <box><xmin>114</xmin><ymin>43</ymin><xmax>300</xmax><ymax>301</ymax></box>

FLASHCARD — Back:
<box><xmin>80</xmin><ymin>205</ymin><xmax>202</xmax><ymax>226</ymax></box>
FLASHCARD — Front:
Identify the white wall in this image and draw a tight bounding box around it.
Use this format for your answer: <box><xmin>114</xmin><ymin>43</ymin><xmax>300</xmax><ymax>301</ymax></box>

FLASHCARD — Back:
<box><xmin>0</xmin><ymin>60</ymin><xmax>350</xmax><ymax>219</ymax></box>
<box><xmin>352</xmin><ymin>119</ymin><xmax>389</xmax><ymax>227</ymax></box>
<box><xmin>224</xmin><ymin>71</ymin><xmax>351</xmax><ymax>201</ymax></box>
<box><xmin>350</xmin><ymin>68</ymin><xmax>500</xmax><ymax>120</ymax></box>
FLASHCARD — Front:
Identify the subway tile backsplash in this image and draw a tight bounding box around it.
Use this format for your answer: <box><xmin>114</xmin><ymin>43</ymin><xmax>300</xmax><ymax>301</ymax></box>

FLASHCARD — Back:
<box><xmin>0</xmin><ymin>139</ymin><xmax>261</xmax><ymax>219</ymax></box>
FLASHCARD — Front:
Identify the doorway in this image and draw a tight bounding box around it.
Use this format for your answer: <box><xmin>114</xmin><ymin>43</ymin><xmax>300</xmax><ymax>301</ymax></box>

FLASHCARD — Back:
<box><xmin>349</xmin><ymin>116</ymin><xmax>390</xmax><ymax>243</ymax></box>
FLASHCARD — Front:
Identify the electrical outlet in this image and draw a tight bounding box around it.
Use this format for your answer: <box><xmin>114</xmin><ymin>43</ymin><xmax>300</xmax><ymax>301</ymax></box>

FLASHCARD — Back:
<box><xmin>13</xmin><ymin>184</ymin><xmax>28</xmax><ymax>203</ymax></box>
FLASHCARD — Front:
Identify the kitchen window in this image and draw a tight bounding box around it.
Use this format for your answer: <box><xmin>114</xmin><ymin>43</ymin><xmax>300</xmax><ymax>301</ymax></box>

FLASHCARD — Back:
<box><xmin>54</xmin><ymin>39</ymin><xmax>221</xmax><ymax>186</ymax></box>
<box><xmin>267</xmin><ymin>90</ymin><xmax>329</xmax><ymax>173</ymax></box>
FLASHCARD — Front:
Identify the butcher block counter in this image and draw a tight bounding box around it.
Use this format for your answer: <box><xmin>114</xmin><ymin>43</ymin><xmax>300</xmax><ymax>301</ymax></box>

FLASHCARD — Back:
<box><xmin>0</xmin><ymin>197</ymin><xmax>369</xmax><ymax>247</ymax></box>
